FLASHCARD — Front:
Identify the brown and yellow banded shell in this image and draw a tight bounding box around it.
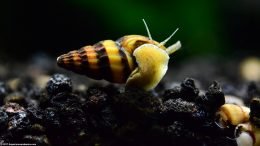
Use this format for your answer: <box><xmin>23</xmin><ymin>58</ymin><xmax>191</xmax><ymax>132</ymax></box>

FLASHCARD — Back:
<box><xmin>57</xmin><ymin>35</ymin><xmax>162</xmax><ymax>83</ymax></box>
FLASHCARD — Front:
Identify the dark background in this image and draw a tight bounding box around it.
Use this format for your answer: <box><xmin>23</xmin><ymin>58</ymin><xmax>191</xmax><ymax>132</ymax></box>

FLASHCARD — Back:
<box><xmin>1</xmin><ymin>0</ymin><xmax>260</xmax><ymax>62</ymax></box>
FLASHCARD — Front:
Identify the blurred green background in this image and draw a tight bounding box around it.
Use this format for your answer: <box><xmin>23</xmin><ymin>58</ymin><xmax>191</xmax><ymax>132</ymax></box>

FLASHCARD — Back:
<box><xmin>1</xmin><ymin>0</ymin><xmax>260</xmax><ymax>61</ymax></box>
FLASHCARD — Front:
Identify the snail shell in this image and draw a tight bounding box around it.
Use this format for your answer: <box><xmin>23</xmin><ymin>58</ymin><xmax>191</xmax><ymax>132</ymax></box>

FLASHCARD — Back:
<box><xmin>57</xmin><ymin>35</ymin><xmax>161</xmax><ymax>83</ymax></box>
<box><xmin>217</xmin><ymin>104</ymin><xmax>250</xmax><ymax>127</ymax></box>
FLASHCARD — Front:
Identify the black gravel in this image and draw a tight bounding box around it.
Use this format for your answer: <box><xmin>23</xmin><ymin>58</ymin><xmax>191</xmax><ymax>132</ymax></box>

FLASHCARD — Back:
<box><xmin>46</xmin><ymin>74</ymin><xmax>72</xmax><ymax>96</ymax></box>
<box><xmin>0</xmin><ymin>59</ymin><xmax>259</xmax><ymax>146</ymax></box>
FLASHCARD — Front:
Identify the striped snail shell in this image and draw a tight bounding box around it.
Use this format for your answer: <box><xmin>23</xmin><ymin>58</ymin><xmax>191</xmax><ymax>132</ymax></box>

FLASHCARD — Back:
<box><xmin>57</xmin><ymin>35</ymin><xmax>161</xmax><ymax>83</ymax></box>
<box><xmin>57</xmin><ymin>39</ymin><xmax>135</xmax><ymax>83</ymax></box>
<box><xmin>57</xmin><ymin>19</ymin><xmax>181</xmax><ymax>90</ymax></box>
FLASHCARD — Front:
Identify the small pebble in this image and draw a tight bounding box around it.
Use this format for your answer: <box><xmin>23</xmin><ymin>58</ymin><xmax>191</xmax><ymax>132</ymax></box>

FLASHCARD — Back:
<box><xmin>8</xmin><ymin>111</ymin><xmax>30</xmax><ymax>133</ymax></box>
<box><xmin>204</xmin><ymin>81</ymin><xmax>225</xmax><ymax>112</ymax></box>
<box><xmin>3</xmin><ymin>102</ymin><xmax>25</xmax><ymax>114</ymax></box>
<box><xmin>23</xmin><ymin>135</ymin><xmax>50</xmax><ymax>146</ymax></box>
<box><xmin>4</xmin><ymin>92</ymin><xmax>25</xmax><ymax>105</ymax></box>
<box><xmin>240</xmin><ymin>57</ymin><xmax>260</xmax><ymax>81</ymax></box>
<box><xmin>46</xmin><ymin>74</ymin><xmax>72</xmax><ymax>95</ymax></box>
<box><xmin>225</xmin><ymin>95</ymin><xmax>245</xmax><ymax>106</ymax></box>
<box><xmin>0</xmin><ymin>109</ymin><xmax>8</xmax><ymax>130</ymax></box>
<box><xmin>250</xmin><ymin>98</ymin><xmax>260</xmax><ymax>127</ymax></box>
<box><xmin>0</xmin><ymin>82</ymin><xmax>9</xmax><ymax>105</ymax></box>
<box><xmin>180</xmin><ymin>78</ymin><xmax>199</xmax><ymax>101</ymax></box>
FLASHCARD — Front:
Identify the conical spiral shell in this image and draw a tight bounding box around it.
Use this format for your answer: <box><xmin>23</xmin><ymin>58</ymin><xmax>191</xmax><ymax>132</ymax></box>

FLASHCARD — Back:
<box><xmin>57</xmin><ymin>40</ymin><xmax>136</xmax><ymax>83</ymax></box>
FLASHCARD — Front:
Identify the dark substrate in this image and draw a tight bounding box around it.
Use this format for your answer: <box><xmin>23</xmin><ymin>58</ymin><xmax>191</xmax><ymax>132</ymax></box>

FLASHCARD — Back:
<box><xmin>0</xmin><ymin>57</ymin><xmax>260</xmax><ymax>146</ymax></box>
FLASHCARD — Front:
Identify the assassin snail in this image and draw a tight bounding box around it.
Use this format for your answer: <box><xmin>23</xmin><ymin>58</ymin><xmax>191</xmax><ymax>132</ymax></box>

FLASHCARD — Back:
<box><xmin>57</xmin><ymin>19</ymin><xmax>181</xmax><ymax>91</ymax></box>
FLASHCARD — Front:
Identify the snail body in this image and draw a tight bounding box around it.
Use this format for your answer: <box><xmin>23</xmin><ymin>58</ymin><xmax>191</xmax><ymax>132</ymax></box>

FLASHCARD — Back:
<box><xmin>57</xmin><ymin>20</ymin><xmax>181</xmax><ymax>90</ymax></box>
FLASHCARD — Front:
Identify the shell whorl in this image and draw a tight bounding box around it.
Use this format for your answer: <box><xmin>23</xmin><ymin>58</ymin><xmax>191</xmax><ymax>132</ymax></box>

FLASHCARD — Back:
<box><xmin>57</xmin><ymin>40</ymin><xmax>135</xmax><ymax>83</ymax></box>
<box><xmin>117</xmin><ymin>35</ymin><xmax>163</xmax><ymax>54</ymax></box>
